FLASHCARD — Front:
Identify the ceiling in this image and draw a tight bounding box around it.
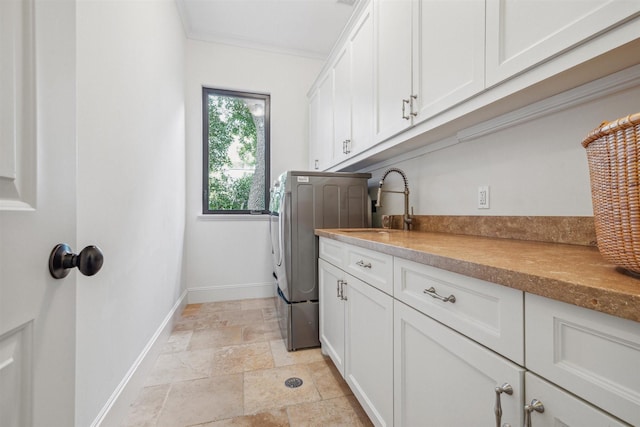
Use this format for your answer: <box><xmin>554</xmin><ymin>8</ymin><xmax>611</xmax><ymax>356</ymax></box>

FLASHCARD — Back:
<box><xmin>176</xmin><ymin>0</ymin><xmax>357</xmax><ymax>59</ymax></box>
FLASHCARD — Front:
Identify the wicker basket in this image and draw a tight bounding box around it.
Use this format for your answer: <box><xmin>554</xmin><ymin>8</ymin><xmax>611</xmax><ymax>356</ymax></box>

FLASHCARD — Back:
<box><xmin>582</xmin><ymin>112</ymin><xmax>640</xmax><ymax>274</ymax></box>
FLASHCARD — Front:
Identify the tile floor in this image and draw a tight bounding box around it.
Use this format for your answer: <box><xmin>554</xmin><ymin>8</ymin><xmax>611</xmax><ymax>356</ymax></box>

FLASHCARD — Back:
<box><xmin>122</xmin><ymin>298</ymin><xmax>373</xmax><ymax>427</ymax></box>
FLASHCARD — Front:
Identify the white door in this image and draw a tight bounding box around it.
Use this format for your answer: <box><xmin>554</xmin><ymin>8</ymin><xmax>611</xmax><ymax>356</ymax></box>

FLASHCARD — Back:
<box><xmin>317</xmin><ymin>71</ymin><xmax>334</xmax><ymax>170</ymax></box>
<box><xmin>350</xmin><ymin>4</ymin><xmax>373</xmax><ymax>156</ymax></box>
<box><xmin>394</xmin><ymin>300</ymin><xmax>525</xmax><ymax>427</ymax></box>
<box><xmin>318</xmin><ymin>259</ymin><xmax>345</xmax><ymax>376</ymax></box>
<box><xmin>374</xmin><ymin>0</ymin><xmax>412</xmax><ymax>143</ymax></box>
<box><xmin>345</xmin><ymin>276</ymin><xmax>393</xmax><ymax>427</ymax></box>
<box><xmin>485</xmin><ymin>0</ymin><xmax>640</xmax><ymax>85</ymax></box>
<box><xmin>308</xmin><ymin>88</ymin><xmax>320</xmax><ymax>170</ymax></box>
<box><xmin>1</xmin><ymin>0</ymin><xmax>78</xmax><ymax>426</ymax></box>
<box><xmin>333</xmin><ymin>45</ymin><xmax>351</xmax><ymax>163</ymax></box>
<box><xmin>412</xmin><ymin>0</ymin><xmax>485</xmax><ymax>122</ymax></box>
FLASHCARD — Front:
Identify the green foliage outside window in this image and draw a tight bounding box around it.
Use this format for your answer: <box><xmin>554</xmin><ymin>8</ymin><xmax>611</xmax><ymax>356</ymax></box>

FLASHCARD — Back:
<box><xmin>204</xmin><ymin>89</ymin><xmax>269</xmax><ymax>212</ymax></box>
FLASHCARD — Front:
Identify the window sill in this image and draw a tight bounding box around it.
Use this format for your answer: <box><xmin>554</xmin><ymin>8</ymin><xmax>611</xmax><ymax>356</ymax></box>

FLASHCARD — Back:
<box><xmin>197</xmin><ymin>214</ymin><xmax>270</xmax><ymax>222</ymax></box>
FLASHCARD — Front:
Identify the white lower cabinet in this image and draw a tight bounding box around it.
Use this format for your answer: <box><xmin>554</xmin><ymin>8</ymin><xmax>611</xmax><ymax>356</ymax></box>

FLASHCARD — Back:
<box><xmin>525</xmin><ymin>293</ymin><xmax>640</xmax><ymax>426</ymax></box>
<box><xmin>318</xmin><ymin>258</ymin><xmax>346</xmax><ymax>374</ymax></box>
<box><xmin>318</xmin><ymin>237</ymin><xmax>639</xmax><ymax>426</ymax></box>
<box><xmin>318</xmin><ymin>255</ymin><xmax>393</xmax><ymax>427</ymax></box>
<box><xmin>394</xmin><ymin>300</ymin><xmax>524</xmax><ymax>426</ymax></box>
<box><xmin>345</xmin><ymin>274</ymin><xmax>393</xmax><ymax>426</ymax></box>
<box><xmin>524</xmin><ymin>372</ymin><xmax>630</xmax><ymax>427</ymax></box>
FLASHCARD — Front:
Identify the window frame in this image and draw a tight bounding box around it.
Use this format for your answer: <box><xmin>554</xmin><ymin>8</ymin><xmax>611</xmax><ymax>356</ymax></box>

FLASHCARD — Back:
<box><xmin>201</xmin><ymin>87</ymin><xmax>271</xmax><ymax>215</ymax></box>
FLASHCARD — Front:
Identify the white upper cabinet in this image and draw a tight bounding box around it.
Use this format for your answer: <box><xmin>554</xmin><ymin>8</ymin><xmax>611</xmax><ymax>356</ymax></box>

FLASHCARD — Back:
<box><xmin>412</xmin><ymin>0</ymin><xmax>485</xmax><ymax>121</ymax></box>
<box><xmin>374</xmin><ymin>0</ymin><xmax>485</xmax><ymax>142</ymax></box>
<box><xmin>349</xmin><ymin>6</ymin><xmax>374</xmax><ymax>157</ymax></box>
<box><xmin>333</xmin><ymin>46</ymin><xmax>352</xmax><ymax>162</ymax></box>
<box><xmin>486</xmin><ymin>0</ymin><xmax>640</xmax><ymax>86</ymax></box>
<box><xmin>309</xmin><ymin>71</ymin><xmax>334</xmax><ymax>171</ymax></box>
<box><xmin>309</xmin><ymin>0</ymin><xmax>639</xmax><ymax>170</ymax></box>
<box><xmin>333</xmin><ymin>4</ymin><xmax>374</xmax><ymax>163</ymax></box>
<box><xmin>374</xmin><ymin>0</ymin><xmax>413</xmax><ymax>142</ymax></box>
<box><xmin>308</xmin><ymin>87</ymin><xmax>320</xmax><ymax>170</ymax></box>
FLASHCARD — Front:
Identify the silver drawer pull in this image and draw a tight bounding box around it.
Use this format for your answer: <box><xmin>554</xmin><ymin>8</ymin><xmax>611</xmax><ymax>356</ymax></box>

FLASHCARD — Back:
<box><xmin>423</xmin><ymin>287</ymin><xmax>456</xmax><ymax>303</ymax></box>
<box><xmin>402</xmin><ymin>98</ymin><xmax>411</xmax><ymax>120</ymax></box>
<box><xmin>356</xmin><ymin>260</ymin><xmax>372</xmax><ymax>269</ymax></box>
<box><xmin>524</xmin><ymin>399</ymin><xmax>544</xmax><ymax>427</ymax></box>
<box><xmin>494</xmin><ymin>383</ymin><xmax>513</xmax><ymax>427</ymax></box>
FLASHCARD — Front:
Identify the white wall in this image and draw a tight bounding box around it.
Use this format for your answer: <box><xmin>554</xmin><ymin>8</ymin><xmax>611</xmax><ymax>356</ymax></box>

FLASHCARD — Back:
<box><xmin>75</xmin><ymin>1</ymin><xmax>186</xmax><ymax>425</ymax></box>
<box><xmin>184</xmin><ymin>40</ymin><xmax>323</xmax><ymax>301</ymax></box>
<box><xmin>368</xmin><ymin>75</ymin><xmax>640</xmax><ymax>219</ymax></box>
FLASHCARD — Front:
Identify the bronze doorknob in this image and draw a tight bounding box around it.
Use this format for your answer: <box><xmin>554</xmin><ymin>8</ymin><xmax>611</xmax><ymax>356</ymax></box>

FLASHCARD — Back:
<box><xmin>49</xmin><ymin>244</ymin><xmax>104</xmax><ymax>279</ymax></box>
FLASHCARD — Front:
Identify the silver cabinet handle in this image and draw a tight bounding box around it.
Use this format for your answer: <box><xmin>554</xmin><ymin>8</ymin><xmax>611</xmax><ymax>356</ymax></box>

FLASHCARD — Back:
<box><xmin>340</xmin><ymin>281</ymin><xmax>348</xmax><ymax>301</ymax></box>
<box><xmin>342</xmin><ymin>139</ymin><xmax>351</xmax><ymax>154</ymax></box>
<box><xmin>494</xmin><ymin>383</ymin><xmax>513</xmax><ymax>427</ymax></box>
<box><xmin>314</xmin><ymin>159</ymin><xmax>319</xmax><ymax>170</ymax></box>
<box><xmin>423</xmin><ymin>287</ymin><xmax>456</xmax><ymax>303</ymax></box>
<box><xmin>410</xmin><ymin>94</ymin><xmax>418</xmax><ymax>117</ymax></box>
<box><xmin>356</xmin><ymin>260</ymin><xmax>372</xmax><ymax>269</ymax></box>
<box><xmin>337</xmin><ymin>279</ymin><xmax>342</xmax><ymax>298</ymax></box>
<box><xmin>524</xmin><ymin>399</ymin><xmax>544</xmax><ymax>427</ymax></box>
<box><xmin>402</xmin><ymin>98</ymin><xmax>411</xmax><ymax>120</ymax></box>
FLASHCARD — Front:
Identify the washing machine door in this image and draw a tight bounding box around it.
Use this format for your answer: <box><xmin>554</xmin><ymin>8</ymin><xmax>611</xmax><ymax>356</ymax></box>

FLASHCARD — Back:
<box><xmin>269</xmin><ymin>180</ymin><xmax>283</xmax><ymax>270</ymax></box>
<box><xmin>269</xmin><ymin>173</ymin><xmax>290</xmax><ymax>299</ymax></box>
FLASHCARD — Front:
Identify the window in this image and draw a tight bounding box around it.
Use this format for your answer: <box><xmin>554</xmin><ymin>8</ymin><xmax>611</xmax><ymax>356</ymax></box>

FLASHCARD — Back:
<box><xmin>202</xmin><ymin>88</ymin><xmax>270</xmax><ymax>214</ymax></box>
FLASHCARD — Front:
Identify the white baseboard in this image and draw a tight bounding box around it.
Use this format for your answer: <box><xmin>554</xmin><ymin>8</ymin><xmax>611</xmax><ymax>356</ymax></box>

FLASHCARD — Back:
<box><xmin>187</xmin><ymin>281</ymin><xmax>275</xmax><ymax>304</ymax></box>
<box><xmin>91</xmin><ymin>282</ymin><xmax>273</xmax><ymax>426</ymax></box>
<box><xmin>92</xmin><ymin>289</ymin><xmax>188</xmax><ymax>427</ymax></box>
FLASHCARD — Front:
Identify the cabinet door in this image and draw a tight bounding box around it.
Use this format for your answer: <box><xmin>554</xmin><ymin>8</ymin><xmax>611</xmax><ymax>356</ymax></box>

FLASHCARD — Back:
<box><xmin>345</xmin><ymin>275</ymin><xmax>393</xmax><ymax>427</ymax></box>
<box><xmin>524</xmin><ymin>373</ymin><xmax>631</xmax><ymax>427</ymax></box>
<box><xmin>333</xmin><ymin>45</ymin><xmax>351</xmax><ymax>163</ymax></box>
<box><xmin>486</xmin><ymin>0</ymin><xmax>640</xmax><ymax>86</ymax></box>
<box><xmin>318</xmin><ymin>259</ymin><xmax>345</xmax><ymax>375</ymax></box>
<box><xmin>374</xmin><ymin>0</ymin><xmax>413</xmax><ymax>143</ymax></box>
<box><xmin>308</xmin><ymin>88</ymin><xmax>320</xmax><ymax>170</ymax></box>
<box><xmin>394</xmin><ymin>300</ymin><xmax>525</xmax><ymax>427</ymax></box>
<box><xmin>412</xmin><ymin>0</ymin><xmax>485</xmax><ymax>122</ymax></box>
<box><xmin>350</xmin><ymin>4</ymin><xmax>374</xmax><ymax>155</ymax></box>
<box><xmin>317</xmin><ymin>71</ymin><xmax>334</xmax><ymax>170</ymax></box>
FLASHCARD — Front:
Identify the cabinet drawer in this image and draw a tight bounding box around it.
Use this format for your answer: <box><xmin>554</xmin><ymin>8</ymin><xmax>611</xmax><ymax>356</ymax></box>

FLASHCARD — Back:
<box><xmin>344</xmin><ymin>243</ymin><xmax>393</xmax><ymax>295</ymax></box>
<box><xmin>526</xmin><ymin>293</ymin><xmax>640</xmax><ymax>426</ymax></box>
<box><xmin>318</xmin><ymin>237</ymin><xmax>346</xmax><ymax>269</ymax></box>
<box><xmin>394</xmin><ymin>257</ymin><xmax>524</xmax><ymax>364</ymax></box>
<box><xmin>525</xmin><ymin>372</ymin><xmax>630</xmax><ymax>427</ymax></box>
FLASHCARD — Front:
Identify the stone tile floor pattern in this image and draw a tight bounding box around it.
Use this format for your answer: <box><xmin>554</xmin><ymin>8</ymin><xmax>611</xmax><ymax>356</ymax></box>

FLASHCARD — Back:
<box><xmin>122</xmin><ymin>298</ymin><xmax>373</xmax><ymax>426</ymax></box>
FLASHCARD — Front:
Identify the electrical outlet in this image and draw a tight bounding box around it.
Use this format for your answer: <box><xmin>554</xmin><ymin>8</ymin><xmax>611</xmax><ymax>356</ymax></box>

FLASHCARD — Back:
<box><xmin>478</xmin><ymin>186</ymin><xmax>490</xmax><ymax>209</ymax></box>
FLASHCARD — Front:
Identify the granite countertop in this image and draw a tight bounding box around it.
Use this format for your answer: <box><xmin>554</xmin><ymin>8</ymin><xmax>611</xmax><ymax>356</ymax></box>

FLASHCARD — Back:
<box><xmin>315</xmin><ymin>228</ymin><xmax>640</xmax><ymax>323</ymax></box>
